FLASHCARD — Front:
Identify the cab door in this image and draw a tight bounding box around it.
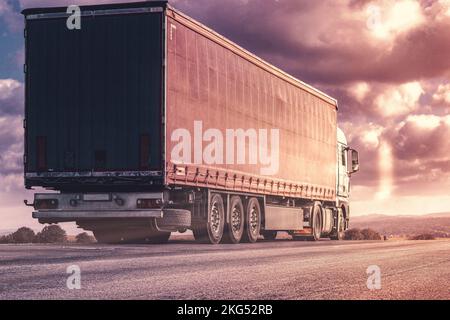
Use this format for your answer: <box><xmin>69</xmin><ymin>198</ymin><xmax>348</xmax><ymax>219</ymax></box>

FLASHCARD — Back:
<box><xmin>337</xmin><ymin>143</ymin><xmax>350</xmax><ymax>198</ymax></box>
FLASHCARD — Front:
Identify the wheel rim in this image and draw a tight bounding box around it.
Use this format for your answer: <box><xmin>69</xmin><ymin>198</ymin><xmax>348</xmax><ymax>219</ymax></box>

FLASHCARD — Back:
<box><xmin>231</xmin><ymin>204</ymin><xmax>242</xmax><ymax>235</ymax></box>
<box><xmin>210</xmin><ymin>201</ymin><xmax>221</xmax><ymax>238</ymax></box>
<box><xmin>249</xmin><ymin>204</ymin><xmax>259</xmax><ymax>236</ymax></box>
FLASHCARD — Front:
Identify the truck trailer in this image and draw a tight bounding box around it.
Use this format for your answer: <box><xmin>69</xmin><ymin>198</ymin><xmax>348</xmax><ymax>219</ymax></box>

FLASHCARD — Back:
<box><xmin>22</xmin><ymin>1</ymin><xmax>359</xmax><ymax>244</ymax></box>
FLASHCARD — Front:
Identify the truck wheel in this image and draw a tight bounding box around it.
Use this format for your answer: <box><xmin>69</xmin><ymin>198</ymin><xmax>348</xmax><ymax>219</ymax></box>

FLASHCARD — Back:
<box><xmin>262</xmin><ymin>231</ymin><xmax>277</xmax><ymax>241</ymax></box>
<box><xmin>330</xmin><ymin>208</ymin><xmax>345</xmax><ymax>240</ymax></box>
<box><xmin>193</xmin><ymin>193</ymin><xmax>225</xmax><ymax>244</ymax></box>
<box><xmin>222</xmin><ymin>196</ymin><xmax>244</xmax><ymax>244</ymax></box>
<box><xmin>242</xmin><ymin>198</ymin><xmax>261</xmax><ymax>243</ymax></box>
<box><xmin>293</xmin><ymin>202</ymin><xmax>323</xmax><ymax>241</ymax></box>
<box><xmin>310</xmin><ymin>202</ymin><xmax>323</xmax><ymax>241</ymax></box>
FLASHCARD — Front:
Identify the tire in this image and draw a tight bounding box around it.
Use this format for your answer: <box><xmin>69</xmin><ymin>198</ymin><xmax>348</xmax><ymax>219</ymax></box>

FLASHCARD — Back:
<box><xmin>310</xmin><ymin>202</ymin><xmax>323</xmax><ymax>241</ymax></box>
<box><xmin>242</xmin><ymin>197</ymin><xmax>261</xmax><ymax>243</ymax></box>
<box><xmin>222</xmin><ymin>196</ymin><xmax>245</xmax><ymax>244</ymax></box>
<box><xmin>262</xmin><ymin>230</ymin><xmax>277</xmax><ymax>241</ymax></box>
<box><xmin>330</xmin><ymin>208</ymin><xmax>345</xmax><ymax>240</ymax></box>
<box><xmin>292</xmin><ymin>202</ymin><xmax>322</xmax><ymax>241</ymax></box>
<box><xmin>156</xmin><ymin>209</ymin><xmax>191</xmax><ymax>230</ymax></box>
<box><xmin>193</xmin><ymin>193</ymin><xmax>225</xmax><ymax>244</ymax></box>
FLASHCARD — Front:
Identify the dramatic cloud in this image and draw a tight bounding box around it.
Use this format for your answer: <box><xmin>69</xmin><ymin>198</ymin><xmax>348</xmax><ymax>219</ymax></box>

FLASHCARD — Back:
<box><xmin>18</xmin><ymin>0</ymin><xmax>127</xmax><ymax>8</ymax></box>
<box><xmin>388</xmin><ymin>114</ymin><xmax>450</xmax><ymax>161</ymax></box>
<box><xmin>0</xmin><ymin>0</ymin><xmax>448</xmax><ymax>217</ymax></box>
<box><xmin>172</xmin><ymin>0</ymin><xmax>450</xmax><ymax>84</ymax></box>
<box><xmin>374</xmin><ymin>82</ymin><xmax>424</xmax><ymax>118</ymax></box>
<box><xmin>432</xmin><ymin>83</ymin><xmax>450</xmax><ymax>105</ymax></box>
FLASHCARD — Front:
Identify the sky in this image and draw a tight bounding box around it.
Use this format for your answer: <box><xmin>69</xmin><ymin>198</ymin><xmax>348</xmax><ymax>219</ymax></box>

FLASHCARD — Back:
<box><xmin>1</xmin><ymin>0</ymin><xmax>450</xmax><ymax>231</ymax></box>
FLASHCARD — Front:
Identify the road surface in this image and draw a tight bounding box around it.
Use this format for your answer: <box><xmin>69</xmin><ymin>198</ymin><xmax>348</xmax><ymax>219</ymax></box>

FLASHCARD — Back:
<box><xmin>0</xmin><ymin>238</ymin><xmax>449</xmax><ymax>299</ymax></box>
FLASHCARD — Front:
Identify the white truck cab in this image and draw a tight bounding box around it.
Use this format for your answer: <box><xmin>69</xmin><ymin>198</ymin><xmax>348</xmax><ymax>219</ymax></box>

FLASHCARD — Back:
<box><xmin>336</xmin><ymin>128</ymin><xmax>360</xmax><ymax>231</ymax></box>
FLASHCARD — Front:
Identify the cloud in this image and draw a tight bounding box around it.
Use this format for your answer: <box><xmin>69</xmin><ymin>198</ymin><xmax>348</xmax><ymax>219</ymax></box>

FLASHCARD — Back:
<box><xmin>432</xmin><ymin>83</ymin><xmax>450</xmax><ymax>105</ymax></box>
<box><xmin>169</xmin><ymin>0</ymin><xmax>450</xmax><ymax>85</ymax></box>
<box><xmin>341</xmin><ymin>111</ymin><xmax>450</xmax><ymax>198</ymax></box>
<box><xmin>0</xmin><ymin>114</ymin><xmax>23</xmax><ymax>175</ymax></box>
<box><xmin>5</xmin><ymin>0</ymin><xmax>450</xmax><ymax>212</ymax></box>
<box><xmin>0</xmin><ymin>79</ymin><xmax>23</xmax><ymax>116</ymax></box>
<box><xmin>348</xmin><ymin>82</ymin><xmax>371</xmax><ymax>103</ymax></box>
<box><xmin>14</xmin><ymin>47</ymin><xmax>24</xmax><ymax>67</ymax></box>
<box><xmin>366</xmin><ymin>0</ymin><xmax>425</xmax><ymax>41</ymax></box>
<box><xmin>388</xmin><ymin>114</ymin><xmax>450</xmax><ymax>161</ymax></box>
<box><xmin>374</xmin><ymin>82</ymin><xmax>424</xmax><ymax>118</ymax></box>
<box><xmin>0</xmin><ymin>79</ymin><xmax>23</xmax><ymax>176</ymax></box>
<box><xmin>0</xmin><ymin>0</ymin><xmax>22</xmax><ymax>32</ymax></box>
<box><xmin>18</xmin><ymin>0</ymin><xmax>132</xmax><ymax>8</ymax></box>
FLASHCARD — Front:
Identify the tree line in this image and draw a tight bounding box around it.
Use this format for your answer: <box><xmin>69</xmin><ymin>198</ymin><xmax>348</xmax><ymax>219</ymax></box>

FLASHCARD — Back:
<box><xmin>0</xmin><ymin>225</ymin><xmax>95</xmax><ymax>244</ymax></box>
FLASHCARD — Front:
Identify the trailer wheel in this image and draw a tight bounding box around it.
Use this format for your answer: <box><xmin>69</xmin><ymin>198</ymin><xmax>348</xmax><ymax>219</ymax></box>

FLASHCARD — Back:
<box><xmin>222</xmin><ymin>196</ymin><xmax>244</xmax><ymax>244</ymax></box>
<box><xmin>242</xmin><ymin>198</ymin><xmax>261</xmax><ymax>243</ymax></box>
<box><xmin>193</xmin><ymin>193</ymin><xmax>225</xmax><ymax>244</ymax></box>
<box><xmin>262</xmin><ymin>231</ymin><xmax>277</xmax><ymax>241</ymax></box>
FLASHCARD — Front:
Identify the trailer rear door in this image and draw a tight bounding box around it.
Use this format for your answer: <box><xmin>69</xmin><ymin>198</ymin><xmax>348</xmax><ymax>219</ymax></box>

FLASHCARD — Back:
<box><xmin>24</xmin><ymin>8</ymin><xmax>164</xmax><ymax>183</ymax></box>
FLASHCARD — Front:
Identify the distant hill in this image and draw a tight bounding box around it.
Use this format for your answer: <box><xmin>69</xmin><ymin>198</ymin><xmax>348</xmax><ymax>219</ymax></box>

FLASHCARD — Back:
<box><xmin>351</xmin><ymin>212</ymin><xmax>450</xmax><ymax>238</ymax></box>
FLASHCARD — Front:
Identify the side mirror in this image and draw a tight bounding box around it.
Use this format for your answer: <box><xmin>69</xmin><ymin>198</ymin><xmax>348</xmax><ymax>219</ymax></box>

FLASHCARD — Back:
<box><xmin>350</xmin><ymin>149</ymin><xmax>359</xmax><ymax>174</ymax></box>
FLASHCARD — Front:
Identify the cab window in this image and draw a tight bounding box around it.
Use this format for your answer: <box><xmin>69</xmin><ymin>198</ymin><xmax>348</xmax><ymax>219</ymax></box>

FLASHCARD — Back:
<box><xmin>341</xmin><ymin>147</ymin><xmax>347</xmax><ymax>167</ymax></box>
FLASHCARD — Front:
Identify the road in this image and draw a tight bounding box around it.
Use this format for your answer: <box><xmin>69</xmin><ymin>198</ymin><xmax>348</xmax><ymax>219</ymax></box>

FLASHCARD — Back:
<box><xmin>0</xmin><ymin>238</ymin><xmax>449</xmax><ymax>300</ymax></box>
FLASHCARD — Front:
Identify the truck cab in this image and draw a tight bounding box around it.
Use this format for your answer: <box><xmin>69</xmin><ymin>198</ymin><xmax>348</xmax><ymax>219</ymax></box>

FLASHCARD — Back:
<box><xmin>336</xmin><ymin>128</ymin><xmax>360</xmax><ymax>232</ymax></box>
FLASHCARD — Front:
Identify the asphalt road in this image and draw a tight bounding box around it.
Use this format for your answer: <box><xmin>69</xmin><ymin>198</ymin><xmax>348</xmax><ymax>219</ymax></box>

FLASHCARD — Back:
<box><xmin>0</xmin><ymin>238</ymin><xmax>449</xmax><ymax>300</ymax></box>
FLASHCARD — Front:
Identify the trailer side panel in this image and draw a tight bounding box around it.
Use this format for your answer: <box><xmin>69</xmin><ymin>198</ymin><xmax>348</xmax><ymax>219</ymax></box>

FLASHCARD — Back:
<box><xmin>165</xmin><ymin>12</ymin><xmax>337</xmax><ymax>201</ymax></box>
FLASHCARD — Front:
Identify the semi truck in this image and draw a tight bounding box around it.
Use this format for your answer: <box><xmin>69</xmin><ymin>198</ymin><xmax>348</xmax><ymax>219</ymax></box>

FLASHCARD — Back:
<box><xmin>22</xmin><ymin>1</ymin><xmax>359</xmax><ymax>244</ymax></box>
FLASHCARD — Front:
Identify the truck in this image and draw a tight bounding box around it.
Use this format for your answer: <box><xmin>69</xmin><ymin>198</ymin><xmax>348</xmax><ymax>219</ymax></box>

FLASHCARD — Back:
<box><xmin>22</xmin><ymin>1</ymin><xmax>359</xmax><ymax>244</ymax></box>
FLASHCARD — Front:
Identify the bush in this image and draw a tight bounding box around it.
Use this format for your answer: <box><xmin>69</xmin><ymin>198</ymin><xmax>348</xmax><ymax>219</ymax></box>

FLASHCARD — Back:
<box><xmin>344</xmin><ymin>228</ymin><xmax>382</xmax><ymax>240</ymax></box>
<box><xmin>361</xmin><ymin>228</ymin><xmax>382</xmax><ymax>240</ymax></box>
<box><xmin>35</xmin><ymin>225</ymin><xmax>67</xmax><ymax>243</ymax></box>
<box><xmin>75</xmin><ymin>232</ymin><xmax>96</xmax><ymax>244</ymax></box>
<box><xmin>344</xmin><ymin>228</ymin><xmax>364</xmax><ymax>240</ymax></box>
<box><xmin>0</xmin><ymin>227</ymin><xmax>36</xmax><ymax>243</ymax></box>
<box><xmin>11</xmin><ymin>227</ymin><xmax>36</xmax><ymax>243</ymax></box>
<box><xmin>409</xmin><ymin>234</ymin><xmax>435</xmax><ymax>240</ymax></box>
<box><xmin>0</xmin><ymin>234</ymin><xmax>13</xmax><ymax>244</ymax></box>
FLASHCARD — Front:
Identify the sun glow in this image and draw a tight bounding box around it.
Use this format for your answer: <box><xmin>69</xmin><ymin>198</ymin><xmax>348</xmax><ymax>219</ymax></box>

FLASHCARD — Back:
<box><xmin>375</xmin><ymin>140</ymin><xmax>393</xmax><ymax>200</ymax></box>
